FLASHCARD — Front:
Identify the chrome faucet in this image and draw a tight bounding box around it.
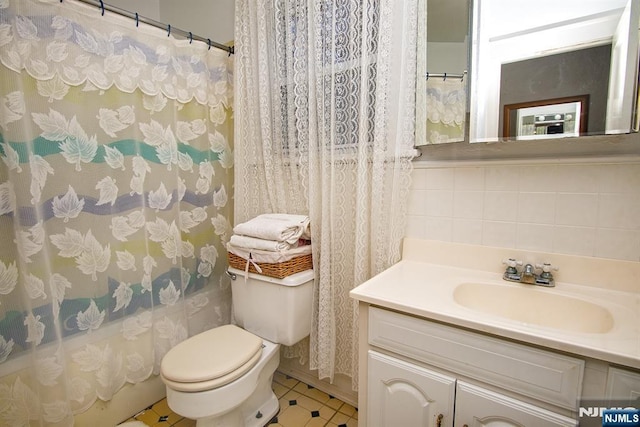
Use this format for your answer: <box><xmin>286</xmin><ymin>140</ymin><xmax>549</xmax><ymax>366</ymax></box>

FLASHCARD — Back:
<box><xmin>501</xmin><ymin>259</ymin><xmax>557</xmax><ymax>287</ymax></box>
<box><xmin>520</xmin><ymin>263</ymin><xmax>536</xmax><ymax>284</ymax></box>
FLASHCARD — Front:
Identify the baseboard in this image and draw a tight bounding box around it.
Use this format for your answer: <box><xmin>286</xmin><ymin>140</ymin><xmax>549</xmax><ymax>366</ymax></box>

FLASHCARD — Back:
<box><xmin>277</xmin><ymin>356</ymin><xmax>358</xmax><ymax>408</ymax></box>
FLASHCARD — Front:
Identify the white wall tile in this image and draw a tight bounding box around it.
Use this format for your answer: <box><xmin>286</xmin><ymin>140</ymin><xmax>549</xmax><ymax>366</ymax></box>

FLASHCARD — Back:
<box><xmin>405</xmin><ymin>215</ymin><xmax>426</xmax><ymax>239</ymax></box>
<box><xmin>597</xmin><ymin>193</ymin><xmax>640</xmax><ymax>230</ymax></box>
<box><xmin>425</xmin><ymin>217</ymin><xmax>453</xmax><ymax>242</ymax></box>
<box><xmin>410</xmin><ymin>168</ymin><xmax>428</xmax><ymax>190</ymax></box>
<box><xmin>555</xmin><ymin>193</ymin><xmax>598</xmax><ymax>227</ymax></box>
<box><xmin>517</xmin><ymin>192</ymin><xmax>556</xmax><ymax>224</ymax></box>
<box><xmin>453</xmin><ymin>219</ymin><xmax>483</xmax><ymax>244</ymax></box>
<box><xmin>485</xmin><ymin>166</ymin><xmax>520</xmax><ymax>191</ymax></box>
<box><xmin>407</xmin><ymin>189</ymin><xmax>427</xmax><ymax>215</ymax></box>
<box><xmin>595</xmin><ymin>228</ymin><xmax>640</xmax><ymax>261</ymax></box>
<box><xmin>406</xmin><ymin>161</ymin><xmax>640</xmax><ymax>262</ymax></box>
<box><xmin>552</xmin><ymin>225</ymin><xmax>596</xmax><ymax>257</ymax></box>
<box><xmin>425</xmin><ymin>190</ymin><xmax>454</xmax><ymax>217</ymax></box>
<box><xmin>516</xmin><ymin>223</ymin><xmax>554</xmax><ymax>252</ymax></box>
<box><xmin>597</xmin><ymin>164</ymin><xmax>640</xmax><ymax>193</ymax></box>
<box><xmin>425</xmin><ymin>168</ymin><xmax>455</xmax><ymax>190</ymax></box>
<box><xmin>555</xmin><ymin>164</ymin><xmax>601</xmax><ymax>193</ymax></box>
<box><xmin>518</xmin><ymin>165</ymin><xmax>558</xmax><ymax>192</ymax></box>
<box><xmin>483</xmin><ymin>191</ymin><xmax>518</xmax><ymax>221</ymax></box>
<box><xmin>454</xmin><ymin>167</ymin><xmax>485</xmax><ymax>190</ymax></box>
<box><xmin>453</xmin><ymin>191</ymin><xmax>484</xmax><ymax>219</ymax></box>
<box><xmin>482</xmin><ymin>221</ymin><xmax>517</xmax><ymax>248</ymax></box>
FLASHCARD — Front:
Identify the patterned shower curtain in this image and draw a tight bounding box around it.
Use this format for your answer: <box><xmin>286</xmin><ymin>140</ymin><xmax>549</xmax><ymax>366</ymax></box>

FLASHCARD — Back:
<box><xmin>0</xmin><ymin>0</ymin><xmax>234</xmax><ymax>425</ymax></box>
<box><xmin>425</xmin><ymin>78</ymin><xmax>466</xmax><ymax>144</ymax></box>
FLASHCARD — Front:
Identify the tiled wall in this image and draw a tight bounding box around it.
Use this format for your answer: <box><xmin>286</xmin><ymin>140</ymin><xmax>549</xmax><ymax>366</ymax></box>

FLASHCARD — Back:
<box><xmin>406</xmin><ymin>159</ymin><xmax>640</xmax><ymax>262</ymax></box>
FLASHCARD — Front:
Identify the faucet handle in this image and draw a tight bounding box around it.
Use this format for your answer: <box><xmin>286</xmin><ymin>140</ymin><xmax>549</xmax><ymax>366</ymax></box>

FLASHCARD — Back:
<box><xmin>535</xmin><ymin>262</ymin><xmax>557</xmax><ymax>287</ymax></box>
<box><xmin>502</xmin><ymin>258</ymin><xmax>522</xmax><ymax>281</ymax></box>
<box><xmin>502</xmin><ymin>258</ymin><xmax>522</xmax><ymax>277</ymax></box>
<box><xmin>502</xmin><ymin>258</ymin><xmax>522</xmax><ymax>269</ymax></box>
<box><xmin>535</xmin><ymin>262</ymin><xmax>558</xmax><ymax>273</ymax></box>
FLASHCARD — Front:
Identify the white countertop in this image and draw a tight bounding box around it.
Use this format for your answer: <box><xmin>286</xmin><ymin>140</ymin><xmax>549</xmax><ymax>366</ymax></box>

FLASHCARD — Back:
<box><xmin>350</xmin><ymin>259</ymin><xmax>640</xmax><ymax>369</ymax></box>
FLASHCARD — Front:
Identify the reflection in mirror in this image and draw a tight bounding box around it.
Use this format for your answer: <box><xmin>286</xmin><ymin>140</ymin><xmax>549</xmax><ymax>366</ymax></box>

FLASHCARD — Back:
<box><xmin>470</xmin><ymin>0</ymin><xmax>640</xmax><ymax>143</ymax></box>
<box><xmin>503</xmin><ymin>95</ymin><xmax>589</xmax><ymax>139</ymax></box>
<box><xmin>415</xmin><ymin>0</ymin><xmax>470</xmax><ymax>146</ymax></box>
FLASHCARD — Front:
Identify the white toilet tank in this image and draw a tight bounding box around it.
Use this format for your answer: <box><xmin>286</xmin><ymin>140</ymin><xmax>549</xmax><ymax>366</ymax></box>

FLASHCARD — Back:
<box><xmin>228</xmin><ymin>267</ymin><xmax>314</xmax><ymax>346</ymax></box>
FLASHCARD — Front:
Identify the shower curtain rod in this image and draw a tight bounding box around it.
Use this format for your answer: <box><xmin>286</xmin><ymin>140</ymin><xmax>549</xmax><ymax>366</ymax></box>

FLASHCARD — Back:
<box><xmin>425</xmin><ymin>71</ymin><xmax>466</xmax><ymax>81</ymax></box>
<box><xmin>68</xmin><ymin>0</ymin><xmax>234</xmax><ymax>55</ymax></box>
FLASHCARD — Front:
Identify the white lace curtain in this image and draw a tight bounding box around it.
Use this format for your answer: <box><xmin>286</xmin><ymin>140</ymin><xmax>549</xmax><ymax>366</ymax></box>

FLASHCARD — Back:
<box><xmin>235</xmin><ymin>0</ymin><xmax>418</xmax><ymax>388</ymax></box>
<box><xmin>0</xmin><ymin>0</ymin><xmax>234</xmax><ymax>425</ymax></box>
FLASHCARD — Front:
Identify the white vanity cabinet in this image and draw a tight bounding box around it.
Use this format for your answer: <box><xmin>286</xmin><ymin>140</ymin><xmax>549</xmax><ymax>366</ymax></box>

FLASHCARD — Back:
<box><xmin>368</xmin><ymin>351</ymin><xmax>455</xmax><ymax>427</ymax></box>
<box><xmin>606</xmin><ymin>367</ymin><xmax>640</xmax><ymax>400</ymax></box>
<box><xmin>454</xmin><ymin>382</ymin><xmax>576</xmax><ymax>427</ymax></box>
<box><xmin>362</xmin><ymin>306</ymin><xmax>581</xmax><ymax>427</ymax></box>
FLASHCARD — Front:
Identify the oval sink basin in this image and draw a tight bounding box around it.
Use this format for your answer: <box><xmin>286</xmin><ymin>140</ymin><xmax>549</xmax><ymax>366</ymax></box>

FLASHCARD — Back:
<box><xmin>453</xmin><ymin>282</ymin><xmax>614</xmax><ymax>334</ymax></box>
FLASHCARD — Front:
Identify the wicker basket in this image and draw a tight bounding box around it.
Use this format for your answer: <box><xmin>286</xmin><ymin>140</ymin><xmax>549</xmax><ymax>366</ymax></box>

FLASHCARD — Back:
<box><xmin>228</xmin><ymin>252</ymin><xmax>313</xmax><ymax>279</ymax></box>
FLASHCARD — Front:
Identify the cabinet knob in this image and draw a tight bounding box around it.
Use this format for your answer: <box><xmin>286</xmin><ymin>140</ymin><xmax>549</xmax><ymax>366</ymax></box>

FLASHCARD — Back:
<box><xmin>436</xmin><ymin>414</ymin><xmax>444</xmax><ymax>427</ymax></box>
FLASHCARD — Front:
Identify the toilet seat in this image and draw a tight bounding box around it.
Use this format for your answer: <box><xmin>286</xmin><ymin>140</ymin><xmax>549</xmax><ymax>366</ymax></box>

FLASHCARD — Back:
<box><xmin>160</xmin><ymin>324</ymin><xmax>263</xmax><ymax>392</ymax></box>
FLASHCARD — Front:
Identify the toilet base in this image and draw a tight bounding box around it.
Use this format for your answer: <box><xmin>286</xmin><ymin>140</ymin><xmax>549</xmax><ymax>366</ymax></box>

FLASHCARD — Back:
<box><xmin>166</xmin><ymin>340</ymin><xmax>281</xmax><ymax>427</ymax></box>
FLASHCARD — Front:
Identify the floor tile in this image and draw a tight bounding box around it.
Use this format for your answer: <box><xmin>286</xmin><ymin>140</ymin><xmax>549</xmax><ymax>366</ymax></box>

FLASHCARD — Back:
<box><xmin>329</xmin><ymin>411</ymin><xmax>351</xmax><ymax>425</ymax></box>
<box><xmin>273</xmin><ymin>381</ymin><xmax>290</xmax><ymax>398</ymax></box>
<box><xmin>135</xmin><ymin>409</ymin><xmax>162</xmax><ymax>426</ymax></box>
<box><xmin>119</xmin><ymin>372</ymin><xmax>356</xmax><ymax>427</ymax></box>
<box><xmin>338</xmin><ymin>403</ymin><xmax>356</xmax><ymax>417</ymax></box>
<box><xmin>273</xmin><ymin>371</ymin><xmax>300</xmax><ymax>389</ymax></box>
<box><xmin>172</xmin><ymin>419</ymin><xmax>196</xmax><ymax>427</ymax></box>
<box><xmin>324</xmin><ymin>397</ymin><xmax>344</xmax><ymax>410</ymax></box>
<box><xmin>305</xmin><ymin>417</ymin><xmax>328</xmax><ymax>427</ymax></box>
<box><xmin>278</xmin><ymin>405</ymin><xmax>313</xmax><ymax>427</ymax></box>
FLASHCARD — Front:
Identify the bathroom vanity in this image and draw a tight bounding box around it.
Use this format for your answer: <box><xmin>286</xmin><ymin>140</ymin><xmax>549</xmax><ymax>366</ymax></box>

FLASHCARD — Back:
<box><xmin>350</xmin><ymin>239</ymin><xmax>640</xmax><ymax>427</ymax></box>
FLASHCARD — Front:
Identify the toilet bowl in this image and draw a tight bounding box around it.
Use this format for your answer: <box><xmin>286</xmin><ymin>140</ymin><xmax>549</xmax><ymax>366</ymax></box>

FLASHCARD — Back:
<box><xmin>160</xmin><ymin>268</ymin><xmax>314</xmax><ymax>427</ymax></box>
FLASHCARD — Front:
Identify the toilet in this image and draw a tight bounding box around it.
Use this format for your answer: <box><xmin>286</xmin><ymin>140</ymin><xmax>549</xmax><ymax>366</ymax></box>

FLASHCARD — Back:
<box><xmin>160</xmin><ymin>267</ymin><xmax>314</xmax><ymax>427</ymax></box>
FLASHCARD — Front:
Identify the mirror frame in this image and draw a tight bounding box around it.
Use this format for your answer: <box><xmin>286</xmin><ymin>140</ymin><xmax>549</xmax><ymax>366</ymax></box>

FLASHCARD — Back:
<box><xmin>416</xmin><ymin>0</ymin><xmax>640</xmax><ymax>161</ymax></box>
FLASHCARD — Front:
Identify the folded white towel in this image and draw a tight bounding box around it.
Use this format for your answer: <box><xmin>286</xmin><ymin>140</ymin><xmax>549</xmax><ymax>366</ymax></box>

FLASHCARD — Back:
<box><xmin>229</xmin><ymin>234</ymin><xmax>294</xmax><ymax>252</ymax></box>
<box><xmin>233</xmin><ymin>213</ymin><xmax>311</xmax><ymax>244</ymax></box>
<box><xmin>227</xmin><ymin>241</ymin><xmax>312</xmax><ymax>264</ymax></box>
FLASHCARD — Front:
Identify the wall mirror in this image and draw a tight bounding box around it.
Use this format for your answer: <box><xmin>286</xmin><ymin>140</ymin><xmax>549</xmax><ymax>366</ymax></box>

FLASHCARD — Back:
<box><xmin>416</xmin><ymin>0</ymin><xmax>640</xmax><ymax>157</ymax></box>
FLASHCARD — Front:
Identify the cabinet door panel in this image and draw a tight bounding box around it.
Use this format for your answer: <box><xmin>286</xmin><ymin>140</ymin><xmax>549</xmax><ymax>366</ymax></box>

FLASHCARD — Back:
<box><xmin>368</xmin><ymin>351</ymin><xmax>455</xmax><ymax>427</ymax></box>
<box><xmin>606</xmin><ymin>367</ymin><xmax>640</xmax><ymax>400</ymax></box>
<box><xmin>454</xmin><ymin>381</ymin><xmax>577</xmax><ymax>427</ymax></box>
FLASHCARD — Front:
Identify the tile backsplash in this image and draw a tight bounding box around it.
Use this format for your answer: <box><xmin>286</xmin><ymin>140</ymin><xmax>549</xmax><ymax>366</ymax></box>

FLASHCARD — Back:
<box><xmin>406</xmin><ymin>160</ymin><xmax>640</xmax><ymax>262</ymax></box>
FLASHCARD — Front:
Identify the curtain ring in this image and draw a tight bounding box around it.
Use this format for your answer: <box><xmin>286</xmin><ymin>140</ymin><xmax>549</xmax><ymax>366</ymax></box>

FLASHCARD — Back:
<box><xmin>167</xmin><ymin>24</ymin><xmax>171</xmax><ymax>37</ymax></box>
<box><xmin>135</xmin><ymin>12</ymin><xmax>139</xmax><ymax>27</ymax></box>
<box><xmin>443</xmin><ymin>73</ymin><xmax>447</xmax><ymax>81</ymax></box>
<box><xmin>189</xmin><ymin>32</ymin><xmax>193</xmax><ymax>44</ymax></box>
<box><xmin>99</xmin><ymin>0</ymin><xmax>104</xmax><ymax>16</ymax></box>
<box><xmin>207</xmin><ymin>38</ymin><xmax>211</xmax><ymax>50</ymax></box>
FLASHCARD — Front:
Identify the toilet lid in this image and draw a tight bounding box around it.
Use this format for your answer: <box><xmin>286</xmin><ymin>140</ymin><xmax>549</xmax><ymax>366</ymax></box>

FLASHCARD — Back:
<box><xmin>160</xmin><ymin>324</ymin><xmax>263</xmax><ymax>388</ymax></box>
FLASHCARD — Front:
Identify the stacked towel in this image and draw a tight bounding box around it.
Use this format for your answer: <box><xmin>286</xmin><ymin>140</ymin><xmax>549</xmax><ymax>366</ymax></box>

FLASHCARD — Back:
<box><xmin>228</xmin><ymin>213</ymin><xmax>311</xmax><ymax>257</ymax></box>
<box><xmin>233</xmin><ymin>213</ymin><xmax>311</xmax><ymax>245</ymax></box>
<box><xmin>229</xmin><ymin>235</ymin><xmax>292</xmax><ymax>252</ymax></box>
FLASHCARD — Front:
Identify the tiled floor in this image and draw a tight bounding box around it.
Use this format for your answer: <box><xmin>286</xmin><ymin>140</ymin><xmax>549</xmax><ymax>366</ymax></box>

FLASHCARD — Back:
<box><xmin>120</xmin><ymin>371</ymin><xmax>357</xmax><ymax>427</ymax></box>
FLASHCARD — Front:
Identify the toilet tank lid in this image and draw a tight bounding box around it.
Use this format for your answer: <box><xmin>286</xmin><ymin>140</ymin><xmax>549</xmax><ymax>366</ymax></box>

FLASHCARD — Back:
<box><xmin>228</xmin><ymin>267</ymin><xmax>314</xmax><ymax>286</ymax></box>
